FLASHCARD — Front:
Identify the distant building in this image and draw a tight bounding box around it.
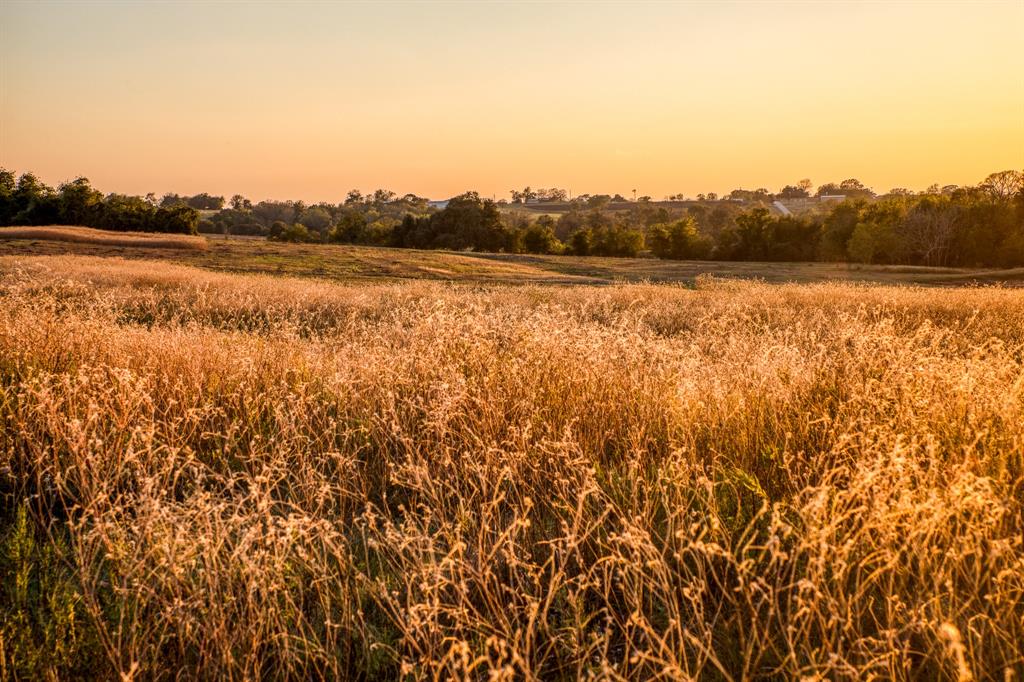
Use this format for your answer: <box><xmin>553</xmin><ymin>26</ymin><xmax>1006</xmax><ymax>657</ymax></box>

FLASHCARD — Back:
<box><xmin>427</xmin><ymin>200</ymin><xmax>449</xmax><ymax>210</ymax></box>
<box><xmin>819</xmin><ymin>195</ymin><xmax>847</xmax><ymax>201</ymax></box>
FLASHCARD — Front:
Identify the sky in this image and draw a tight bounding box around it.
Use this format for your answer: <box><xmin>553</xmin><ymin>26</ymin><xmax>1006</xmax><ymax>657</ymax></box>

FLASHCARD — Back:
<box><xmin>1</xmin><ymin>0</ymin><xmax>1022</xmax><ymax>202</ymax></box>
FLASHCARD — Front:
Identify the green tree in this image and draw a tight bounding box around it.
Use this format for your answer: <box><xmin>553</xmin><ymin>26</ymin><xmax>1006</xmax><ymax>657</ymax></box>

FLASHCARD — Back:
<box><xmin>522</xmin><ymin>219</ymin><xmax>561</xmax><ymax>254</ymax></box>
<box><xmin>649</xmin><ymin>217</ymin><xmax>712</xmax><ymax>260</ymax></box>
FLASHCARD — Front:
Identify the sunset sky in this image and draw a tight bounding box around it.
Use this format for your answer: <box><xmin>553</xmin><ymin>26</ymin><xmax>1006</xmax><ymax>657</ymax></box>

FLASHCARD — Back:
<box><xmin>2</xmin><ymin>0</ymin><xmax>1022</xmax><ymax>202</ymax></box>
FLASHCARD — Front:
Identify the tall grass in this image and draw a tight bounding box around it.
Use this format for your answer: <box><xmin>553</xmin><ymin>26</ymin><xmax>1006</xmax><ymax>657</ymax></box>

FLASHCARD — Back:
<box><xmin>0</xmin><ymin>226</ymin><xmax>207</xmax><ymax>250</ymax></box>
<box><xmin>1</xmin><ymin>255</ymin><xmax>1022</xmax><ymax>679</ymax></box>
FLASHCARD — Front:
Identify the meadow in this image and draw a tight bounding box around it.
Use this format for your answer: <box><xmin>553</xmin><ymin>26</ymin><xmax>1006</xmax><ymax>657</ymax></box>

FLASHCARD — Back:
<box><xmin>1</xmin><ymin>252</ymin><xmax>1022</xmax><ymax>679</ymax></box>
<box><xmin>3</xmin><ymin>226</ymin><xmax>1023</xmax><ymax>287</ymax></box>
<box><xmin>0</xmin><ymin>226</ymin><xmax>207</xmax><ymax>251</ymax></box>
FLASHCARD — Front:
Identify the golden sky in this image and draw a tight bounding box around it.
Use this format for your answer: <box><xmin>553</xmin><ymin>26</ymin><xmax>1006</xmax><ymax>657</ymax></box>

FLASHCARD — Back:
<box><xmin>2</xmin><ymin>1</ymin><xmax>1022</xmax><ymax>202</ymax></box>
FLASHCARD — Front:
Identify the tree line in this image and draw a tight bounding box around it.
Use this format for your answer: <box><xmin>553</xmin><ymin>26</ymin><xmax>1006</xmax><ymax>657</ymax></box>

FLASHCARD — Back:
<box><xmin>3</xmin><ymin>168</ymin><xmax>1022</xmax><ymax>267</ymax></box>
<box><xmin>0</xmin><ymin>170</ymin><xmax>200</xmax><ymax>234</ymax></box>
<box><xmin>260</xmin><ymin>170</ymin><xmax>1023</xmax><ymax>266</ymax></box>
<box><xmin>645</xmin><ymin>172</ymin><xmax>1024</xmax><ymax>266</ymax></box>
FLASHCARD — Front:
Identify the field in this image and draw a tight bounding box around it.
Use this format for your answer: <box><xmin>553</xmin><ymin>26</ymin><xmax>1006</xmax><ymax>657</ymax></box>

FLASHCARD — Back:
<box><xmin>2</xmin><ymin>226</ymin><xmax>1023</xmax><ymax>286</ymax></box>
<box><xmin>0</xmin><ymin>225</ymin><xmax>208</xmax><ymax>251</ymax></box>
<box><xmin>1</xmin><ymin>243</ymin><xmax>1023</xmax><ymax>679</ymax></box>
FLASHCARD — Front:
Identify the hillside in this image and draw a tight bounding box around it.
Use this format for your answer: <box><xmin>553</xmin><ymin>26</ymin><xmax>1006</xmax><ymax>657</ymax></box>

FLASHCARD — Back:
<box><xmin>2</xmin><ymin>226</ymin><xmax>1022</xmax><ymax>287</ymax></box>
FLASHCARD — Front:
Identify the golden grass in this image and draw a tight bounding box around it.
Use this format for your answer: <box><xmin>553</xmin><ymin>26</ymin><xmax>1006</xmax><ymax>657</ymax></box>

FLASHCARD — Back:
<box><xmin>1</xmin><ymin>255</ymin><xmax>1022</xmax><ymax>679</ymax></box>
<box><xmin>5</xmin><ymin>235</ymin><xmax>1024</xmax><ymax>286</ymax></box>
<box><xmin>0</xmin><ymin>225</ymin><xmax>207</xmax><ymax>250</ymax></box>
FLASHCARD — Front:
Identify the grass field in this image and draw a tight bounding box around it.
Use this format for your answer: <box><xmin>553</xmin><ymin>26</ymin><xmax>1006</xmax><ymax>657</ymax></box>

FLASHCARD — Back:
<box><xmin>1</xmin><ymin>243</ymin><xmax>1023</xmax><ymax>679</ymax></box>
<box><xmin>2</xmin><ymin>226</ymin><xmax>1023</xmax><ymax>286</ymax></box>
<box><xmin>0</xmin><ymin>225</ymin><xmax>208</xmax><ymax>250</ymax></box>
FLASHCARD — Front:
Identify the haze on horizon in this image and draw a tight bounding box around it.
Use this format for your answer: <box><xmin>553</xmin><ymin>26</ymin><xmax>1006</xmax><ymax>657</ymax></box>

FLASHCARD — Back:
<box><xmin>1</xmin><ymin>0</ymin><xmax>1022</xmax><ymax>203</ymax></box>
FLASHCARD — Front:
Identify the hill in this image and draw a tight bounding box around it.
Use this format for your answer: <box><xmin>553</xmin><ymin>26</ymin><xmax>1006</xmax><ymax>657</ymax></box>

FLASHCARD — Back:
<box><xmin>2</xmin><ymin>226</ymin><xmax>1022</xmax><ymax>287</ymax></box>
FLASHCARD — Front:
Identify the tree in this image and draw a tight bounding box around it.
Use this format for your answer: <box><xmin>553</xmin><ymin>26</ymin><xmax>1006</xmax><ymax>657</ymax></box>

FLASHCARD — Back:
<box><xmin>899</xmin><ymin>195</ymin><xmax>959</xmax><ymax>266</ymax></box>
<box><xmin>252</xmin><ymin>201</ymin><xmax>297</xmax><ymax>226</ymax></box>
<box><xmin>58</xmin><ymin>177</ymin><xmax>103</xmax><ymax>225</ymax></box>
<box><xmin>649</xmin><ymin>217</ymin><xmax>712</xmax><ymax>260</ymax></box>
<box><xmin>778</xmin><ymin>185</ymin><xmax>810</xmax><ymax>199</ymax></box>
<box><xmin>185</xmin><ymin>193</ymin><xmax>224</xmax><ymax>210</ymax></box>
<box><xmin>0</xmin><ymin>168</ymin><xmax>16</xmax><ymax>223</ymax></box>
<box><xmin>847</xmin><ymin>221</ymin><xmax>898</xmax><ymax>264</ymax></box>
<box><xmin>981</xmin><ymin>170</ymin><xmax>1024</xmax><ymax>200</ymax></box>
<box><xmin>567</xmin><ymin>229</ymin><xmax>592</xmax><ymax>256</ymax></box>
<box><xmin>371</xmin><ymin>189</ymin><xmax>397</xmax><ymax>205</ymax></box>
<box><xmin>590</xmin><ymin>225</ymin><xmax>644</xmax><ymax>257</ymax></box>
<box><xmin>819</xmin><ymin>200</ymin><xmax>865</xmax><ymax>260</ymax></box>
<box><xmin>230</xmin><ymin>194</ymin><xmax>252</xmax><ymax>211</ymax></box>
<box><xmin>510</xmin><ymin>186</ymin><xmax>538</xmax><ymax>204</ymax></box>
<box><xmin>329</xmin><ymin>209</ymin><xmax>368</xmax><ymax>243</ymax></box>
<box><xmin>298</xmin><ymin>206</ymin><xmax>332</xmax><ymax>232</ymax></box>
<box><xmin>345</xmin><ymin>189</ymin><xmax>364</xmax><ymax>205</ymax></box>
<box><xmin>843</xmin><ymin>198</ymin><xmax>907</xmax><ymax>263</ymax></box>
<box><xmin>275</xmin><ymin>223</ymin><xmax>314</xmax><ymax>243</ymax></box>
<box><xmin>521</xmin><ymin>218</ymin><xmax>561</xmax><ymax>254</ymax></box>
<box><xmin>537</xmin><ymin>188</ymin><xmax>567</xmax><ymax>202</ymax></box>
<box><xmin>416</xmin><ymin>192</ymin><xmax>511</xmax><ymax>251</ymax></box>
<box><xmin>152</xmin><ymin>205</ymin><xmax>200</xmax><ymax>234</ymax></box>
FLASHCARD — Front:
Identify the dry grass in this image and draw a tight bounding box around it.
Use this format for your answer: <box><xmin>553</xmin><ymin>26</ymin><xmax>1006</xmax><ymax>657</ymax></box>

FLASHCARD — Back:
<box><xmin>4</xmin><ymin>234</ymin><xmax>1024</xmax><ymax>286</ymax></box>
<box><xmin>1</xmin><ymin>255</ymin><xmax>1022</xmax><ymax>680</ymax></box>
<box><xmin>0</xmin><ymin>225</ymin><xmax>207</xmax><ymax>250</ymax></box>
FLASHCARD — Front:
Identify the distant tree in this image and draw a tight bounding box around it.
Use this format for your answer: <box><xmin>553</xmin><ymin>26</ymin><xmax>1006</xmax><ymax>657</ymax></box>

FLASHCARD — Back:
<box><xmin>536</xmin><ymin>188</ymin><xmax>568</xmax><ymax>202</ymax></box>
<box><xmin>185</xmin><ymin>193</ymin><xmax>224</xmax><ymax>210</ymax></box>
<box><xmin>777</xmin><ymin>185</ymin><xmax>810</xmax><ymax>199</ymax></box>
<box><xmin>272</xmin><ymin>223</ymin><xmax>315</xmax><ymax>243</ymax></box>
<box><xmin>230</xmin><ymin>194</ymin><xmax>252</xmax><ymax>211</ymax></box>
<box><xmin>522</xmin><ymin>218</ymin><xmax>561</xmax><ymax>254</ymax></box>
<box><xmin>843</xmin><ymin>198</ymin><xmax>907</xmax><ymax>264</ymax></box>
<box><xmin>899</xmin><ymin>195</ymin><xmax>959</xmax><ymax>266</ymax></box>
<box><xmin>567</xmin><ymin>228</ymin><xmax>593</xmax><ymax>256</ymax></box>
<box><xmin>371</xmin><ymin>189</ymin><xmax>397</xmax><ymax>205</ymax></box>
<box><xmin>252</xmin><ymin>200</ymin><xmax>297</xmax><ymax>226</ymax></box>
<box><xmin>981</xmin><ymin>170</ymin><xmax>1024</xmax><ymax>200</ymax></box>
<box><xmin>819</xmin><ymin>200</ymin><xmax>865</xmax><ymax>260</ymax></box>
<box><xmin>298</xmin><ymin>206</ymin><xmax>332</xmax><ymax>231</ymax></box>
<box><xmin>0</xmin><ymin>168</ymin><xmax>16</xmax><ymax>223</ymax></box>
<box><xmin>329</xmin><ymin>209</ymin><xmax>368</xmax><ymax>243</ymax></box>
<box><xmin>649</xmin><ymin>217</ymin><xmax>712</xmax><ymax>260</ymax></box>
<box><xmin>345</xmin><ymin>189</ymin><xmax>364</xmax><ymax>205</ymax></box>
<box><xmin>847</xmin><ymin>223</ymin><xmax>893</xmax><ymax>263</ymax></box>
<box><xmin>728</xmin><ymin>188</ymin><xmax>772</xmax><ymax>202</ymax></box>
<box><xmin>57</xmin><ymin>177</ymin><xmax>104</xmax><ymax>225</ymax></box>
<box><xmin>12</xmin><ymin>172</ymin><xmax>58</xmax><ymax>224</ymax></box>
<box><xmin>152</xmin><ymin>205</ymin><xmax>200</xmax><ymax>234</ymax></box>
